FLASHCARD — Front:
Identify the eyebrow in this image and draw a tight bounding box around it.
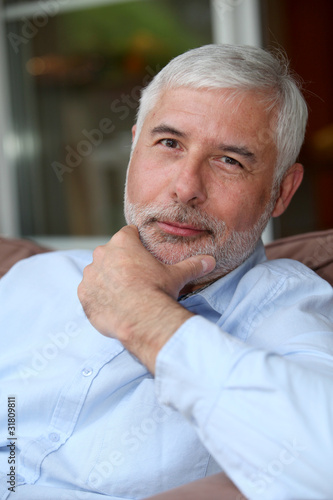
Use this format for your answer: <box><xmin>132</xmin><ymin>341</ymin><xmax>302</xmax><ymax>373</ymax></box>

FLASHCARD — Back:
<box><xmin>219</xmin><ymin>144</ymin><xmax>257</xmax><ymax>163</ymax></box>
<box><xmin>150</xmin><ymin>124</ymin><xmax>187</xmax><ymax>139</ymax></box>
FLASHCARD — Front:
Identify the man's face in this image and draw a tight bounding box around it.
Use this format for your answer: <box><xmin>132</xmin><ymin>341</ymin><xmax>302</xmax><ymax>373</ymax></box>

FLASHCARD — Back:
<box><xmin>125</xmin><ymin>87</ymin><xmax>279</xmax><ymax>286</ymax></box>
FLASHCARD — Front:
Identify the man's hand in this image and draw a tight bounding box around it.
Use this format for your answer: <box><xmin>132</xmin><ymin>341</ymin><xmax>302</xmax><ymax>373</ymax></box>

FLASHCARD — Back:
<box><xmin>78</xmin><ymin>225</ymin><xmax>215</xmax><ymax>373</ymax></box>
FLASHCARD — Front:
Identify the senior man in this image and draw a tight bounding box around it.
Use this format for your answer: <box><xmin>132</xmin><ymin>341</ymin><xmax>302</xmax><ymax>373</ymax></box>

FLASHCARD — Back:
<box><xmin>1</xmin><ymin>45</ymin><xmax>333</xmax><ymax>500</ymax></box>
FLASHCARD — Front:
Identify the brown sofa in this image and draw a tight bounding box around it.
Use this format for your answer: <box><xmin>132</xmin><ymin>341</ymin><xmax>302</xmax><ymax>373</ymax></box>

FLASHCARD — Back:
<box><xmin>1</xmin><ymin>229</ymin><xmax>333</xmax><ymax>283</ymax></box>
<box><xmin>1</xmin><ymin>229</ymin><xmax>332</xmax><ymax>499</ymax></box>
<box><xmin>0</xmin><ymin>236</ymin><xmax>50</xmax><ymax>278</ymax></box>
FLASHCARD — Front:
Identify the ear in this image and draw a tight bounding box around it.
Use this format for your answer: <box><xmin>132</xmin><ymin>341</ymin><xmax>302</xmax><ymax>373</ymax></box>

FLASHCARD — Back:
<box><xmin>131</xmin><ymin>124</ymin><xmax>137</xmax><ymax>142</ymax></box>
<box><xmin>271</xmin><ymin>163</ymin><xmax>304</xmax><ymax>218</ymax></box>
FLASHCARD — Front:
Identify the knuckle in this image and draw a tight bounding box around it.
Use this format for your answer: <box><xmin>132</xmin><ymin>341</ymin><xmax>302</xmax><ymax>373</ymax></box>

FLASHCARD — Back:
<box><xmin>111</xmin><ymin>228</ymin><xmax>126</xmax><ymax>245</ymax></box>
<box><xmin>77</xmin><ymin>281</ymin><xmax>86</xmax><ymax>302</ymax></box>
<box><xmin>81</xmin><ymin>263</ymin><xmax>92</xmax><ymax>281</ymax></box>
<box><xmin>92</xmin><ymin>244</ymin><xmax>105</xmax><ymax>261</ymax></box>
<box><xmin>113</xmin><ymin>225</ymin><xmax>137</xmax><ymax>243</ymax></box>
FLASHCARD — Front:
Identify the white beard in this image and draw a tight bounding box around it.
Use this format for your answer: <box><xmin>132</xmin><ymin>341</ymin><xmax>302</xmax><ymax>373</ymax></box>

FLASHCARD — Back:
<box><xmin>124</xmin><ymin>192</ymin><xmax>276</xmax><ymax>284</ymax></box>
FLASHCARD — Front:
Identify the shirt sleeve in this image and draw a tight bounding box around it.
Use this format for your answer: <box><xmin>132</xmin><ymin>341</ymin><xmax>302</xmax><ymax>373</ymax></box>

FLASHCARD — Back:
<box><xmin>155</xmin><ymin>313</ymin><xmax>333</xmax><ymax>500</ymax></box>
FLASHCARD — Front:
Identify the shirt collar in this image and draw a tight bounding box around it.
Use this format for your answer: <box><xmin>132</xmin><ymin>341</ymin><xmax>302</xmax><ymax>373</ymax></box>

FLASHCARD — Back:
<box><xmin>178</xmin><ymin>239</ymin><xmax>267</xmax><ymax>316</ymax></box>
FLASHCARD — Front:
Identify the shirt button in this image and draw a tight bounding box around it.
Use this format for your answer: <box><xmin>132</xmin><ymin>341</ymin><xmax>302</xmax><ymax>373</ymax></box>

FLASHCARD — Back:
<box><xmin>49</xmin><ymin>432</ymin><xmax>60</xmax><ymax>442</ymax></box>
<box><xmin>82</xmin><ymin>367</ymin><xmax>93</xmax><ymax>377</ymax></box>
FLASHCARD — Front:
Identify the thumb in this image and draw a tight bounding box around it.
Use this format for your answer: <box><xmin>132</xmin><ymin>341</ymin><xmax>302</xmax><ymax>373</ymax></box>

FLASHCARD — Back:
<box><xmin>173</xmin><ymin>254</ymin><xmax>216</xmax><ymax>289</ymax></box>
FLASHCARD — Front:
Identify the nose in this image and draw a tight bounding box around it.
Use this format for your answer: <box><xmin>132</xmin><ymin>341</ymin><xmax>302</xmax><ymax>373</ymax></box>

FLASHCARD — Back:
<box><xmin>170</xmin><ymin>154</ymin><xmax>207</xmax><ymax>206</ymax></box>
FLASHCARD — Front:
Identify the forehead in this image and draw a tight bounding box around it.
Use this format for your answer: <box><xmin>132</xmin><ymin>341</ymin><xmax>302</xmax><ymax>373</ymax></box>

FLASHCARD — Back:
<box><xmin>144</xmin><ymin>87</ymin><xmax>277</xmax><ymax>151</ymax></box>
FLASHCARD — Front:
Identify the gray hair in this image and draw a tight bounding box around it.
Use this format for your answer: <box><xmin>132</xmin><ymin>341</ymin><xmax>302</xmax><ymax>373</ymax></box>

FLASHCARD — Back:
<box><xmin>133</xmin><ymin>44</ymin><xmax>308</xmax><ymax>183</ymax></box>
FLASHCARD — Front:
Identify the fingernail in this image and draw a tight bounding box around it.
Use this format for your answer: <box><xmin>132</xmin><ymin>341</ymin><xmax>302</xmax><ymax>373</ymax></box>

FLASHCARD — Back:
<box><xmin>201</xmin><ymin>256</ymin><xmax>216</xmax><ymax>273</ymax></box>
<box><xmin>201</xmin><ymin>259</ymin><xmax>209</xmax><ymax>273</ymax></box>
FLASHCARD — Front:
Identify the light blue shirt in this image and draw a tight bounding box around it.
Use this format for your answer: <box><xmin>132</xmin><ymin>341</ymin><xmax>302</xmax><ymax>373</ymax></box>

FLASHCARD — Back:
<box><xmin>0</xmin><ymin>250</ymin><xmax>220</xmax><ymax>500</ymax></box>
<box><xmin>1</xmin><ymin>241</ymin><xmax>333</xmax><ymax>499</ymax></box>
<box><xmin>157</xmin><ymin>241</ymin><xmax>333</xmax><ymax>499</ymax></box>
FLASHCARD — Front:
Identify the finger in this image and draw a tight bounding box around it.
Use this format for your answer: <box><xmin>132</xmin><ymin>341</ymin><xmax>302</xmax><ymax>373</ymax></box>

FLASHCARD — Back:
<box><xmin>125</xmin><ymin>224</ymin><xmax>140</xmax><ymax>233</ymax></box>
<box><xmin>172</xmin><ymin>255</ymin><xmax>216</xmax><ymax>289</ymax></box>
<box><xmin>116</xmin><ymin>224</ymin><xmax>140</xmax><ymax>239</ymax></box>
<box><xmin>107</xmin><ymin>225</ymin><xmax>141</xmax><ymax>250</ymax></box>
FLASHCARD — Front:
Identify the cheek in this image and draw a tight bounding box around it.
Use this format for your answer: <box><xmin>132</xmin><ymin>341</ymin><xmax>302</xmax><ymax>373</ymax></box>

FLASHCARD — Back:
<box><xmin>126</xmin><ymin>168</ymin><xmax>139</xmax><ymax>203</ymax></box>
<box><xmin>126</xmin><ymin>155</ymin><xmax>163</xmax><ymax>205</ymax></box>
<box><xmin>211</xmin><ymin>185</ymin><xmax>271</xmax><ymax>231</ymax></box>
<box><xmin>235</xmin><ymin>190</ymin><xmax>272</xmax><ymax>229</ymax></box>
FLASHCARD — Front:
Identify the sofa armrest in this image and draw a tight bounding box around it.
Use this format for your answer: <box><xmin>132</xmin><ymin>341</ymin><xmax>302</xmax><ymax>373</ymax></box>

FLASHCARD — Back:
<box><xmin>144</xmin><ymin>473</ymin><xmax>244</xmax><ymax>500</ymax></box>
<box><xmin>0</xmin><ymin>237</ymin><xmax>51</xmax><ymax>278</ymax></box>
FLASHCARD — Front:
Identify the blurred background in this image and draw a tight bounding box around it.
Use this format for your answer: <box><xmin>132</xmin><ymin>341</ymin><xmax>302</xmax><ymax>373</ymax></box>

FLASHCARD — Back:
<box><xmin>0</xmin><ymin>0</ymin><xmax>332</xmax><ymax>249</ymax></box>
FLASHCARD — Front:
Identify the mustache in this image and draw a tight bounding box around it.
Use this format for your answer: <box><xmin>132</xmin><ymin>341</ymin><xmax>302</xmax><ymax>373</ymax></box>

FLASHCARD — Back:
<box><xmin>131</xmin><ymin>202</ymin><xmax>226</xmax><ymax>236</ymax></box>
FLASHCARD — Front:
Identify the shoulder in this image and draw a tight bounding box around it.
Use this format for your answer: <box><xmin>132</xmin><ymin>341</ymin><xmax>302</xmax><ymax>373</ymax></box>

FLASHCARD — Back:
<box><xmin>35</xmin><ymin>249</ymin><xmax>93</xmax><ymax>271</ymax></box>
<box><xmin>0</xmin><ymin>249</ymin><xmax>93</xmax><ymax>286</ymax></box>
<box><xmin>247</xmin><ymin>256</ymin><xmax>332</xmax><ymax>292</ymax></box>
<box><xmin>228</xmin><ymin>257</ymin><xmax>333</xmax><ymax>334</ymax></box>
<box><xmin>240</xmin><ymin>257</ymin><xmax>333</xmax><ymax>313</ymax></box>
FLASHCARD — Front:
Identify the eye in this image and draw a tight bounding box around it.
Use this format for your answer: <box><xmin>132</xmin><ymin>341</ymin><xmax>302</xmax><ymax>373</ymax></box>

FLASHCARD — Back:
<box><xmin>220</xmin><ymin>156</ymin><xmax>243</xmax><ymax>169</ymax></box>
<box><xmin>159</xmin><ymin>138</ymin><xmax>180</xmax><ymax>149</ymax></box>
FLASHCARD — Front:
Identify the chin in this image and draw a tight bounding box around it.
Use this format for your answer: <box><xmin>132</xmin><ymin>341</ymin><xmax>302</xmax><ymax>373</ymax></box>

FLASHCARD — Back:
<box><xmin>142</xmin><ymin>240</ymin><xmax>195</xmax><ymax>266</ymax></box>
